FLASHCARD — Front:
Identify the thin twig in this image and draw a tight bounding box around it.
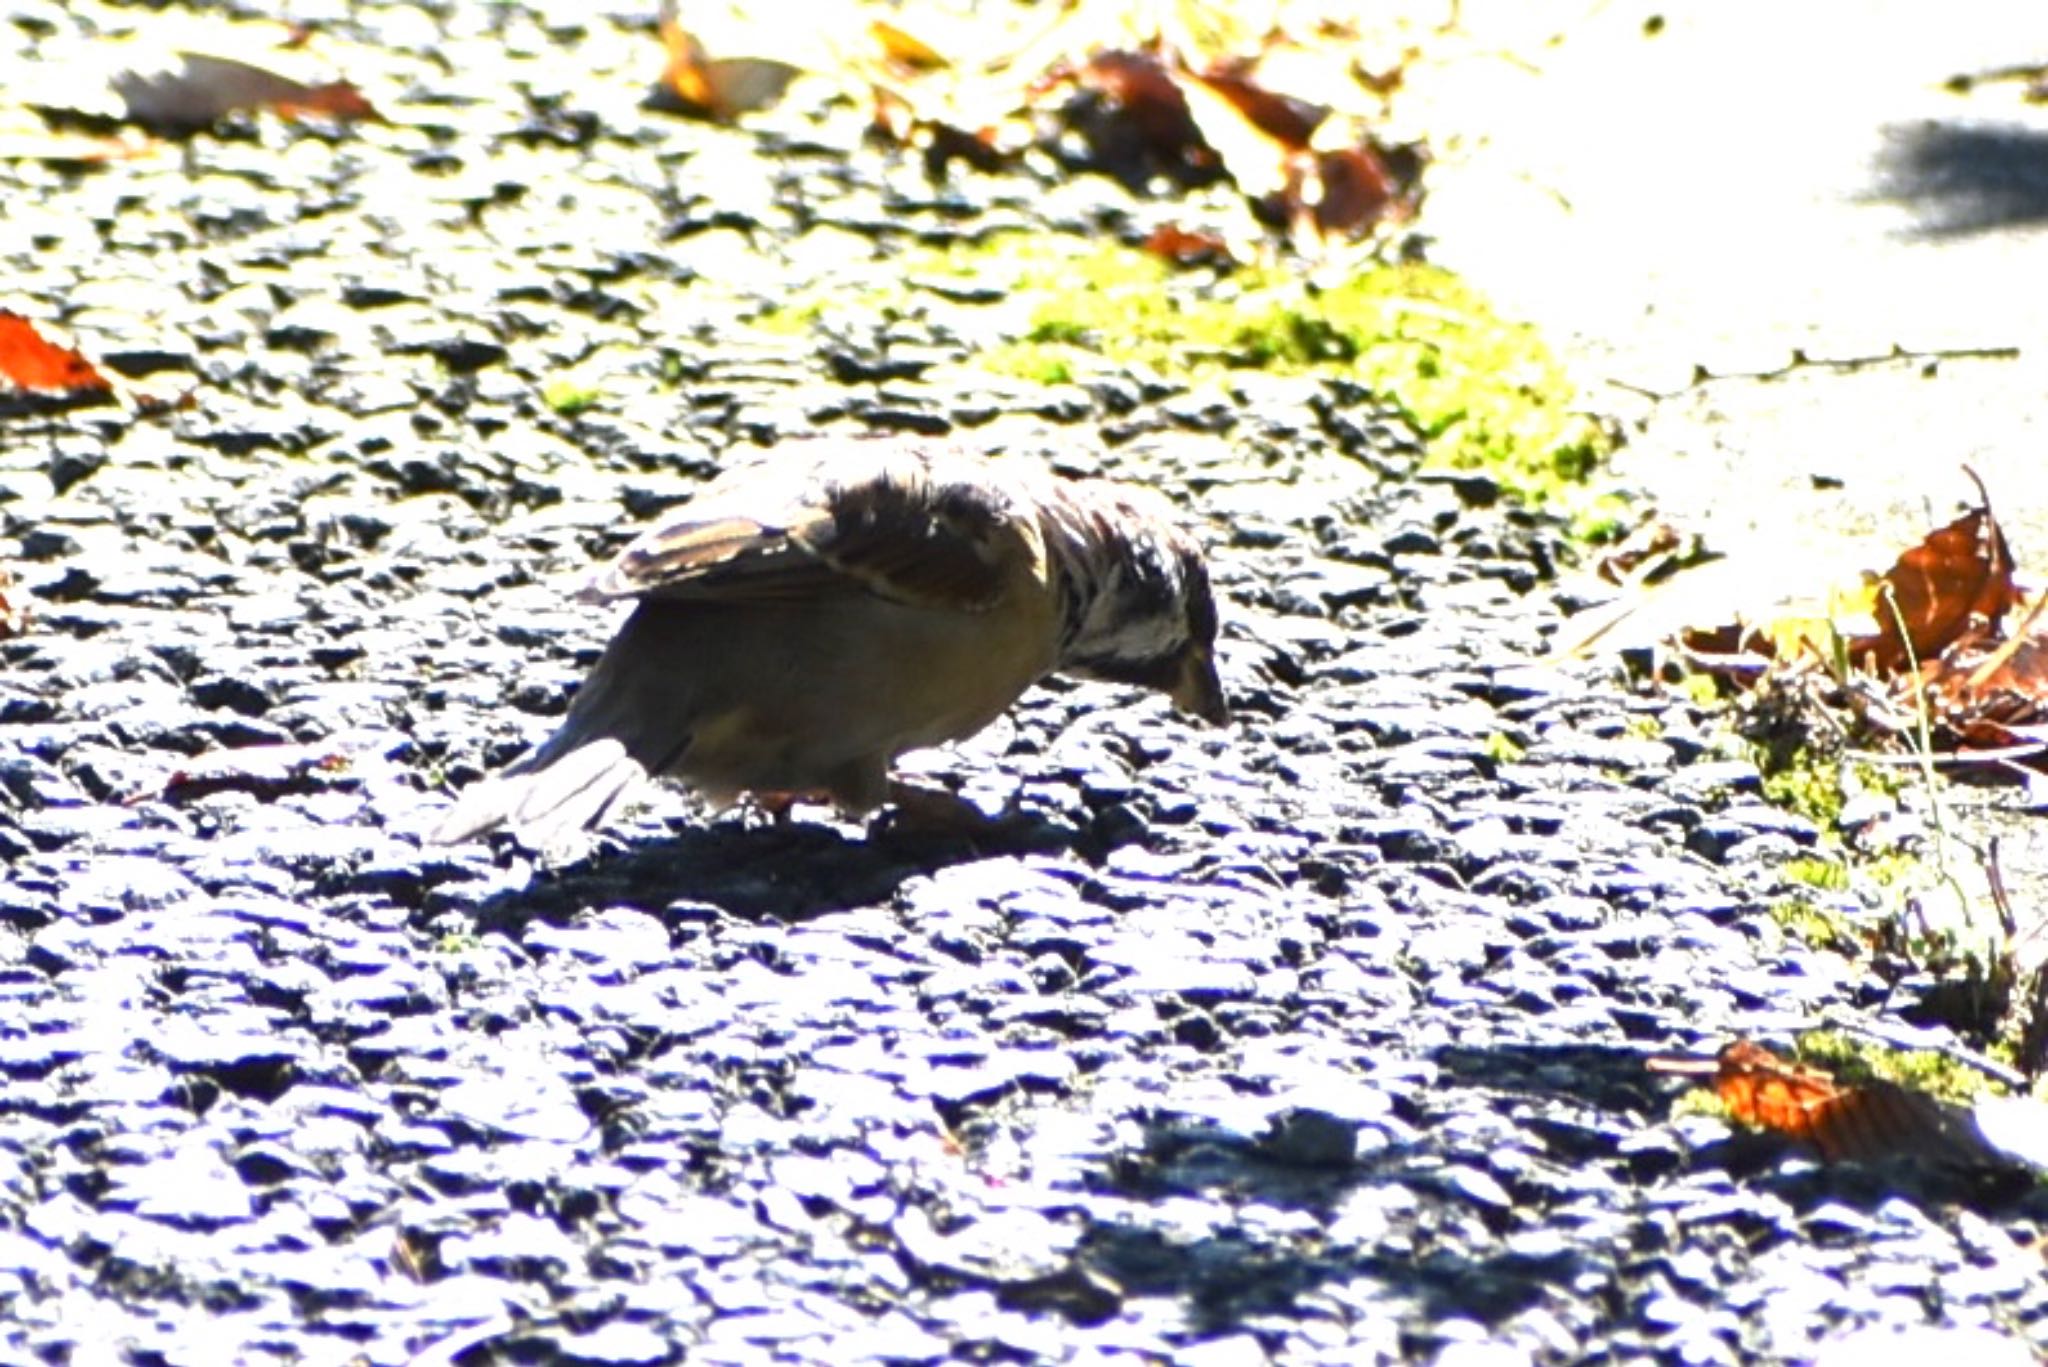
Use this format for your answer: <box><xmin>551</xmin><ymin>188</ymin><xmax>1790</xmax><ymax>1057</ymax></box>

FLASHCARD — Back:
<box><xmin>1608</xmin><ymin>342</ymin><xmax>2021</xmax><ymax>401</ymax></box>
<box><xmin>1844</xmin><ymin>742</ymin><xmax>2048</xmax><ymax>767</ymax></box>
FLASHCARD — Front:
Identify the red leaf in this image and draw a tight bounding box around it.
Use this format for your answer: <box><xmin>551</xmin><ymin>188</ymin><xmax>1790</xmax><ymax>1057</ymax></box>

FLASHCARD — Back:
<box><xmin>1141</xmin><ymin>223</ymin><xmax>1239</xmax><ymax>267</ymax></box>
<box><xmin>0</xmin><ymin>312</ymin><xmax>113</xmax><ymax>396</ymax></box>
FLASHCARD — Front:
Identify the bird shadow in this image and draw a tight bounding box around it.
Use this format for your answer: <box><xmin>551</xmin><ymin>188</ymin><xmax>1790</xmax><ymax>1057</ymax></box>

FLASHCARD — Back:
<box><xmin>450</xmin><ymin>803</ymin><xmax>1103</xmax><ymax>936</ymax></box>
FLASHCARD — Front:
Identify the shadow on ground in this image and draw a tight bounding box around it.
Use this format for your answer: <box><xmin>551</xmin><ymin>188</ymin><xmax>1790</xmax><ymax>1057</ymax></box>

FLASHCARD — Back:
<box><xmin>444</xmin><ymin>808</ymin><xmax>1094</xmax><ymax>932</ymax></box>
<box><xmin>1870</xmin><ymin>120</ymin><xmax>2048</xmax><ymax>237</ymax></box>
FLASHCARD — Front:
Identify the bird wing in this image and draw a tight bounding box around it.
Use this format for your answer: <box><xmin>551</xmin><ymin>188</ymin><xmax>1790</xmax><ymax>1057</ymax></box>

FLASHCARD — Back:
<box><xmin>580</xmin><ymin>447</ymin><xmax>1031</xmax><ymax>614</ymax></box>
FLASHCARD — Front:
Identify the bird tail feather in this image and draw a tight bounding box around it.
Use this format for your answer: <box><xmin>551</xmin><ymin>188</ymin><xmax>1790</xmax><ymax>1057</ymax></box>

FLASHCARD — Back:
<box><xmin>433</xmin><ymin>606</ymin><xmax>694</xmax><ymax>848</ymax></box>
<box><xmin>430</xmin><ymin>736</ymin><xmax>647</xmax><ymax>849</ymax></box>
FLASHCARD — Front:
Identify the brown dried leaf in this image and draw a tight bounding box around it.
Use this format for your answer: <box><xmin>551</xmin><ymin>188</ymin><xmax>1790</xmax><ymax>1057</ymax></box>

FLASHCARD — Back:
<box><xmin>113</xmin><ymin>51</ymin><xmax>380</xmax><ymax>133</ymax></box>
<box><xmin>1282</xmin><ymin>138</ymin><xmax>1398</xmax><ymax>241</ymax></box>
<box><xmin>153</xmin><ymin>741</ymin><xmax>351</xmax><ymax>806</ymax></box>
<box><xmin>0</xmin><ymin>568</ymin><xmax>27</xmax><ymax>641</ymax></box>
<box><xmin>1943</xmin><ymin>630</ymin><xmax>2048</xmax><ymax>750</ymax></box>
<box><xmin>1173</xmin><ymin>67</ymin><xmax>1291</xmax><ymax>196</ymax></box>
<box><xmin>1851</xmin><ymin>469</ymin><xmax>2019</xmax><ymax>675</ymax></box>
<box><xmin>1141</xmin><ymin>223</ymin><xmax>1241</xmax><ymax>267</ymax></box>
<box><xmin>656</xmin><ymin>15</ymin><xmax>802</xmax><ymax>120</ymax></box>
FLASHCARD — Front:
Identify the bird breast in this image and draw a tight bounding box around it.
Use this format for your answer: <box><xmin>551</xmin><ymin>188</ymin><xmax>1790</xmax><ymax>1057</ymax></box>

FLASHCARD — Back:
<box><xmin>641</xmin><ymin>582</ymin><xmax>1060</xmax><ymax>796</ymax></box>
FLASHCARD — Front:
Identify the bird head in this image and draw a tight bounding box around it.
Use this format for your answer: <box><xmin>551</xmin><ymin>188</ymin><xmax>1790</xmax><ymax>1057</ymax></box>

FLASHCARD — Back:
<box><xmin>1049</xmin><ymin>487</ymin><xmax>1228</xmax><ymax>726</ymax></box>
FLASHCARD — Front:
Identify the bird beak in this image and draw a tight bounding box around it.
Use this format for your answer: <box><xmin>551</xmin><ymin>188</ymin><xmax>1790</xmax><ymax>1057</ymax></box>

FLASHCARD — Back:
<box><xmin>1171</xmin><ymin>648</ymin><xmax>1229</xmax><ymax>725</ymax></box>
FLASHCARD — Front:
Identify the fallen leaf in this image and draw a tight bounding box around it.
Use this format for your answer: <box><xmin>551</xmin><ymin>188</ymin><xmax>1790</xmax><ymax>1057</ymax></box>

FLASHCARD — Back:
<box><xmin>1652</xmin><ymin>1039</ymin><xmax>2008</xmax><ymax>1169</ymax></box>
<box><xmin>1141</xmin><ymin>223</ymin><xmax>1240</xmax><ymax>267</ymax></box>
<box><xmin>0</xmin><ymin>312</ymin><xmax>115</xmax><ymax>404</ymax></box>
<box><xmin>1961</xmin><ymin>592</ymin><xmax>2048</xmax><ymax>694</ymax></box>
<box><xmin>1283</xmin><ymin>138</ymin><xmax>1398</xmax><ymax>241</ymax></box>
<box><xmin>848</xmin><ymin>8</ymin><xmax>1417</xmax><ymax>249</ymax></box>
<box><xmin>0</xmin><ymin>127</ymin><xmax>159</xmax><ymax>164</ymax></box>
<box><xmin>0</xmin><ymin>569</ymin><xmax>27</xmax><ymax>640</ymax></box>
<box><xmin>868</xmin><ymin>18</ymin><xmax>949</xmax><ymax>74</ymax></box>
<box><xmin>1852</xmin><ymin>467</ymin><xmax>2018</xmax><ymax>674</ymax></box>
<box><xmin>1943</xmin><ymin>641</ymin><xmax>2048</xmax><ymax>751</ymax></box>
<box><xmin>150</xmin><ymin>741</ymin><xmax>352</xmax><ymax>805</ymax></box>
<box><xmin>654</xmin><ymin>3</ymin><xmax>804</xmax><ymax>120</ymax></box>
<box><xmin>1176</xmin><ymin>67</ymin><xmax>1291</xmax><ymax>196</ymax></box>
<box><xmin>113</xmin><ymin>51</ymin><xmax>380</xmax><ymax>133</ymax></box>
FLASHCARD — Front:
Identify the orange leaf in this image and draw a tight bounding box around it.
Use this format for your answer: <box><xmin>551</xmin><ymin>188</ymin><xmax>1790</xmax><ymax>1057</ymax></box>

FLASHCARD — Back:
<box><xmin>659</xmin><ymin>18</ymin><xmax>716</xmax><ymax>110</ymax></box>
<box><xmin>271</xmin><ymin>80</ymin><xmax>379</xmax><ymax>123</ymax></box>
<box><xmin>1852</xmin><ymin>469</ymin><xmax>2018</xmax><ymax>674</ymax></box>
<box><xmin>0</xmin><ymin>312</ymin><xmax>113</xmax><ymax>396</ymax></box>
<box><xmin>1656</xmin><ymin>1040</ymin><xmax>2003</xmax><ymax>1169</ymax></box>
<box><xmin>656</xmin><ymin>17</ymin><xmax>800</xmax><ymax>120</ymax></box>
<box><xmin>1709</xmin><ymin>1040</ymin><xmax>1852</xmax><ymax>1152</ymax></box>
<box><xmin>868</xmin><ymin>19</ymin><xmax>948</xmax><ymax>73</ymax></box>
<box><xmin>1141</xmin><ymin>223</ymin><xmax>1239</xmax><ymax>267</ymax></box>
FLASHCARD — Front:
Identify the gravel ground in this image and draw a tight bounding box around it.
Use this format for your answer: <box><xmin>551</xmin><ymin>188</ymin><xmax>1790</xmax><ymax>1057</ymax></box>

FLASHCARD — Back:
<box><xmin>4</xmin><ymin>3</ymin><xmax>2048</xmax><ymax>1364</ymax></box>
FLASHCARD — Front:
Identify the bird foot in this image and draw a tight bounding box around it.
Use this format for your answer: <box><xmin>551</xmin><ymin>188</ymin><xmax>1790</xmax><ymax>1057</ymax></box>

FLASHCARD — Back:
<box><xmin>873</xmin><ymin>778</ymin><xmax>1029</xmax><ymax>840</ymax></box>
<box><xmin>736</xmin><ymin>789</ymin><xmax>838</xmax><ymax>827</ymax></box>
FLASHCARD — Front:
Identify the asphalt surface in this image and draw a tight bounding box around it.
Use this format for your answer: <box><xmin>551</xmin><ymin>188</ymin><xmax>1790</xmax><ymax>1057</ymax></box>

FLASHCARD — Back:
<box><xmin>3</xmin><ymin>3</ymin><xmax>2048</xmax><ymax>1364</ymax></box>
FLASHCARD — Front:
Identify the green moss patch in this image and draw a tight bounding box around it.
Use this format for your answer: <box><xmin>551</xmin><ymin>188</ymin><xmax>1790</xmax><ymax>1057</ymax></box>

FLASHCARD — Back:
<box><xmin>880</xmin><ymin>235</ymin><xmax>1610</xmax><ymax>503</ymax></box>
<box><xmin>1768</xmin><ymin>898</ymin><xmax>1852</xmax><ymax>951</ymax></box>
<box><xmin>1795</xmin><ymin>1029</ymin><xmax>2004</xmax><ymax>1105</ymax></box>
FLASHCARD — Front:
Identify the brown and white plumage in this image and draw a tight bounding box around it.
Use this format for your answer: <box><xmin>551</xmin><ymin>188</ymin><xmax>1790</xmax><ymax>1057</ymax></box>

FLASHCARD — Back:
<box><xmin>432</xmin><ymin>440</ymin><xmax>1225</xmax><ymax>847</ymax></box>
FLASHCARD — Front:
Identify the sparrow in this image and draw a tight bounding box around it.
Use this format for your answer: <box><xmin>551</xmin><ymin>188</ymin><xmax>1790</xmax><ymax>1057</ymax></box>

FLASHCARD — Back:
<box><xmin>432</xmin><ymin>439</ymin><xmax>1227</xmax><ymax>846</ymax></box>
